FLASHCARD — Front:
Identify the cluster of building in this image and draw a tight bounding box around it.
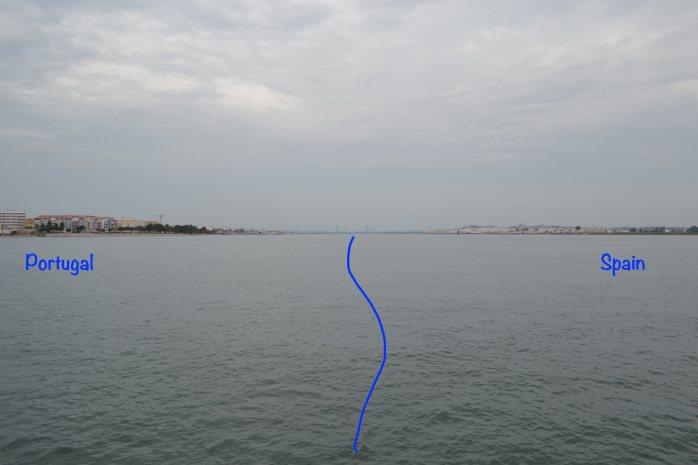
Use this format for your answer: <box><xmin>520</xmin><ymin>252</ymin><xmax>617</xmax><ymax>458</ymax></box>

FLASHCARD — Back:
<box><xmin>0</xmin><ymin>210</ymin><xmax>280</xmax><ymax>236</ymax></box>
<box><xmin>427</xmin><ymin>224</ymin><xmax>693</xmax><ymax>234</ymax></box>
<box><xmin>0</xmin><ymin>210</ymin><xmax>157</xmax><ymax>234</ymax></box>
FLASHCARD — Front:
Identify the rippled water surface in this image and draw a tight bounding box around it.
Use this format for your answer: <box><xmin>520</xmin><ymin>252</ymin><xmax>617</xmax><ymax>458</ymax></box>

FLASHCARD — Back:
<box><xmin>1</xmin><ymin>235</ymin><xmax>696</xmax><ymax>464</ymax></box>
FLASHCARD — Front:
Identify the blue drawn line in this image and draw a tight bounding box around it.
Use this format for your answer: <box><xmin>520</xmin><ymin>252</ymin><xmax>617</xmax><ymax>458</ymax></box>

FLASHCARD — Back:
<box><xmin>346</xmin><ymin>235</ymin><xmax>388</xmax><ymax>453</ymax></box>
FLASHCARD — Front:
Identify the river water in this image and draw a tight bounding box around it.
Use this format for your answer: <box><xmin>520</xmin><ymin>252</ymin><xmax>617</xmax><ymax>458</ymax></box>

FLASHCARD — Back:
<box><xmin>1</xmin><ymin>235</ymin><xmax>696</xmax><ymax>464</ymax></box>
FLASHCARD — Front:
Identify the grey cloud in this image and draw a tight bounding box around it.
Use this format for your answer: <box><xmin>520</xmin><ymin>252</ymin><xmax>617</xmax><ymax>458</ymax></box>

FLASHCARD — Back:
<box><xmin>1</xmin><ymin>1</ymin><xmax>697</xmax><ymax>229</ymax></box>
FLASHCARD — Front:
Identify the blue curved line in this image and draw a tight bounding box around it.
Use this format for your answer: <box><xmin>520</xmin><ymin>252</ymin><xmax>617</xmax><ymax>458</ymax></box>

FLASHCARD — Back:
<box><xmin>346</xmin><ymin>235</ymin><xmax>388</xmax><ymax>453</ymax></box>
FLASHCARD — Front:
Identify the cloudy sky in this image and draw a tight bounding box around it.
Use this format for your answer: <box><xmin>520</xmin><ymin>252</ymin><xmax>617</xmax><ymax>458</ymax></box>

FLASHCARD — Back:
<box><xmin>1</xmin><ymin>1</ymin><xmax>696</xmax><ymax>230</ymax></box>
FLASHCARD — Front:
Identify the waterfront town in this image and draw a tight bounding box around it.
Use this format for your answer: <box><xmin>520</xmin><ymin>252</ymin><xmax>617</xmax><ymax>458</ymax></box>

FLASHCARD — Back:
<box><xmin>426</xmin><ymin>224</ymin><xmax>698</xmax><ymax>234</ymax></box>
<box><xmin>1</xmin><ymin>210</ymin><xmax>697</xmax><ymax>236</ymax></box>
<box><xmin>0</xmin><ymin>211</ymin><xmax>277</xmax><ymax>236</ymax></box>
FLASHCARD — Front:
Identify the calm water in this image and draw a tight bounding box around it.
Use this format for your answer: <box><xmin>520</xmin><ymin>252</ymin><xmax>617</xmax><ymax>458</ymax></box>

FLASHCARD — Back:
<box><xmin>1</xmin><ymin>235</ymin><xmax>696</xmax><ymax>464</ymax></box>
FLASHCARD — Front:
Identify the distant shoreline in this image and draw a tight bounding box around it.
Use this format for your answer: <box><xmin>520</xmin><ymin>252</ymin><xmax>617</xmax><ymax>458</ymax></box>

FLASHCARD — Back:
<box><xmin>0</xmin><ymin>232</ymin><xmax>274</xmax><ymax>238</ymax></box>
<box><xmin>2</xmin><ymin>231</ymin><xmax>697</xmax><ymax>237</ymax></box>
<box><xmin>424</xmin><ymin>232</ymin><xmax>698</xmax><ymax>236</ymax></box>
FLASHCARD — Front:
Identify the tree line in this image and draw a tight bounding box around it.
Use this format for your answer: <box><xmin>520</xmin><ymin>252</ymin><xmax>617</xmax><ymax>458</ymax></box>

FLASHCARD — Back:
<box><xmin>118</xmin><ymin>224</ymin><xmax>214</xmax><ymax>234</ymax></box>
<box><xmin>38</xmin><ymin>221</ymin><xmax>65</xmax><ymax>232</ymax></box>
<box><xmin>38</xmin><ymin>221</ymin><xmax>85</xmax><ymax>232</ymax></box>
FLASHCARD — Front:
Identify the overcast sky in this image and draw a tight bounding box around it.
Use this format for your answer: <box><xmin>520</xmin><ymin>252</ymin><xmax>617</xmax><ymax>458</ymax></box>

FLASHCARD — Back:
<box><xmin>2</xmin><ymin>1</ymin><xmax>697</xmax><ymax>229</ymax></box>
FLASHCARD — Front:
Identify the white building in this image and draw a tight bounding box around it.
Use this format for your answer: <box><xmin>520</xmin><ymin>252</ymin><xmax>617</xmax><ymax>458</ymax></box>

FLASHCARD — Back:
<box><xmin>115</xmin><ymin>218</ymin><xmax>157</xmax><ymax>228</ymax></box>
<box><xmin>0</xmin><ymin>210</ymin><xmax>26</xmax><ymax>232</ymax></box>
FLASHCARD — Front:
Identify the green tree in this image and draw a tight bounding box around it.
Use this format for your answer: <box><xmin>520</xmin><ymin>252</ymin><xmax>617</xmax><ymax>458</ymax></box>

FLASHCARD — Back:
<box><xmin>145</xmin><ymin>223</ymin><xmax>165</xmax><ymax>233</ymax></box>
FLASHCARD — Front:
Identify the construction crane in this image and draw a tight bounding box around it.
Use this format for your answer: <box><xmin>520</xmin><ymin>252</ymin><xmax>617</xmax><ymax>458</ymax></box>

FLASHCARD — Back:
<box><xmin>151</xmin><ymin>214</ymin><xmax>164</xmax><ymax>224</ymax></box>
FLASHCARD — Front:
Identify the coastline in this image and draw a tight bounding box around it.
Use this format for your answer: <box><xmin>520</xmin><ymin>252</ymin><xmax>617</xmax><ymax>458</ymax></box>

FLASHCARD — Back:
<box><xmin>2</xmin><ymin>231</ymin><xmax>697</xmax><ymax>237</ymax></box>
<box><xmin>0</xmin><ymin>232</ymin><xmax>274</xmax><ymax>238</ymax></box>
